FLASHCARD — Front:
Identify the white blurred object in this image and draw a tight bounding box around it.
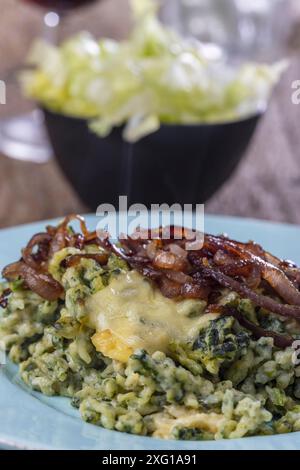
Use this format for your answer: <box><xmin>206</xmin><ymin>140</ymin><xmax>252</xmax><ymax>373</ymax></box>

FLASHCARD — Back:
<box><xmin>161</xmin><ymin>0</ymin><xmax>294</xmax><ymax>62</ymax></box>
<box><xmin>291</xmin><ymin>0</ymin><xmax>300</xmax><ymax>15</ymax></box>
<box><xmin>233</xmin><ymin>0</ymin><xmax>291</xmax><ymax>59</ymax></box>
<box><xmin>0</xmin><ymin>111</ymin><xmax>52</xmax><ymax>164</ymax></box>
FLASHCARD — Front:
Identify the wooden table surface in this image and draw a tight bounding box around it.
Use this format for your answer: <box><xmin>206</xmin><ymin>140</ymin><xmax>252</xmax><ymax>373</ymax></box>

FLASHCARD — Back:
<box><xmin>1</xmin><ymin>0</ymin><xmax>300</xmax><ymax>229</ymax></box>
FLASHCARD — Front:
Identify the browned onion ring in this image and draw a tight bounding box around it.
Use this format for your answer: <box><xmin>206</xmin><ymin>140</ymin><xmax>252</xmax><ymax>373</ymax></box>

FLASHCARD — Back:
<box><xmin>199</xmin><ymin>265</ymin><xmax>300</xmax><ymax>320</ymax></box>
<box><xmin>2</xmin><ymin>261</ymin><xmax>63</xmax><ymax>301</ymax></box>
<box><xmin>47</xmin><ymin>214</ymin><xmax>102</xmax><ymax>259</ymax></box>
<box><xmin>204</xmin><ymin>234</ymin><xmax>300</xmax><ymax>306</ymax></box>
<box><xmin>22</xmin><ymin>232</ymin><xmax>52</xmax><ymax>270</ymax></box>
<box><xmin>225</xmin><ymin>308</ymin><xmax>293</xmax><ymax>349</ymax></box>
<box><xmin>0</xmin><ymin>288</ymin><xmax>12</xmax><ymax>309</ymax></box>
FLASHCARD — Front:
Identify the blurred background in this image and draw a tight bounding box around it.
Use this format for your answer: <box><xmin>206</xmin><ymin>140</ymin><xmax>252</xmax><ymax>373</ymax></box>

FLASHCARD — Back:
<box><xmin>0</xmin><ymin>0</ymin><xmax>300</xmax><ymax>228</ymax></box>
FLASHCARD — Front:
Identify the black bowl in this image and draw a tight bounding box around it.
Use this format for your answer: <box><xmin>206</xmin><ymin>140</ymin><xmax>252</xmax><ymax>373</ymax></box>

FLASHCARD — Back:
<box><xmin>43</xmin><ymin>108</ymin><xmax>261</xmax><ymax>210</ymax></box>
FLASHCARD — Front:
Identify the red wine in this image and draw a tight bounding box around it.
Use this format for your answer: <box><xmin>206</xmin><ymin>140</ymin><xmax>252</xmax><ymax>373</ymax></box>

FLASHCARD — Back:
<box><xmin>23</xmin><ymin>0</ymin><xmax>97</xmax><ymax>10</ymax></box>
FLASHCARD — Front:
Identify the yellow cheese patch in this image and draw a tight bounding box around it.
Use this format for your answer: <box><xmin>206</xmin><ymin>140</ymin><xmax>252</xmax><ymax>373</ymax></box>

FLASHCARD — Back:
<box><xmin>87</xmin><ymin>270</ymin><xmax>219</xmax><ymax>362</ymax></box>
<box><xmin>151</xmin><ymin>405</ymin><xmax>226</xmax><ymax>439</ymax></box>
<box><xmin>91</xmin><ymin>330</ymin><xmax>133</xmax><ymax>363</ymax></box>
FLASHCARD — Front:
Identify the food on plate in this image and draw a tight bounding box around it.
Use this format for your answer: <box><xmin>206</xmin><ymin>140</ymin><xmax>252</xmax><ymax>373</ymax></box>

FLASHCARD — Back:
<box><xmin>21</xmin><ymin>0</ymin><xmax>286</xmax><ymax>142</ymax></box>
<box><xmin>1</xmin><ymin>215</ymin><xmax>300</xmax><ymax>440</ymax></box>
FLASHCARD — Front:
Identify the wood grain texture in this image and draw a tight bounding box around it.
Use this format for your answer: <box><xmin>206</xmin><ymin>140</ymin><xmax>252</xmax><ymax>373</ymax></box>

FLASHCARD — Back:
<box><xmin>0</xmin><ymin>0</ymin><xmax>300</xmax><ymax>228</ymax></box>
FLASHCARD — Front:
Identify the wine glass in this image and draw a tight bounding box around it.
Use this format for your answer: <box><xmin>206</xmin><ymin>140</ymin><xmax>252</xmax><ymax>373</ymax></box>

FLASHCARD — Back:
<box><xmin>161</xmin><ymin>0</ymin><xmax>291</xmax><ymax>62</ymax></box>
<box><xmin>0</xmin><ymin>0</ymin><xmax>98</xmax><ymax>164</ymax></box>
<box><xmin>233</xmin><ymin>0</ymin><xmax>290</xmax><ymax>61</ymax></box>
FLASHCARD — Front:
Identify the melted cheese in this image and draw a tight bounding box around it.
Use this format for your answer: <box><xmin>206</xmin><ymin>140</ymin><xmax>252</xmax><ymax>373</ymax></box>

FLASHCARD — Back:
<box><xmin>86</xmin><ymin>270</ymin><xmax>219</xmax><ymax>362</ymax></box>
<box><xmin>151</xmin><ymin>406</ymin><xmax>225</xmax><ymax>439</ymax></box>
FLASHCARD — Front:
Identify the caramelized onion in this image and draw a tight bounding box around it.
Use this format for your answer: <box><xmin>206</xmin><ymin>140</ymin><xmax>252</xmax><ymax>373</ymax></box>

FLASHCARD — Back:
<box><xmin>2</xmin><ymin>261</ymin><xmax>25</xmax><ymax>281</ymax></box>
<box><xmin>137</xmin><ymin>264</ymin><xmax>163</xmax><ymax>281</ymax></box>
<box><xmin>58</xmin><ymin>213</ymin><xmax>90</xmax><ymax>238</ymax></box>
<box><xmin>2</xmin><ymin>261</ymin><xmax>63</xmax><ymax>301</ymax></box>
<box><xmin>205</xmin><ymin>234</ymin><xmax>300</xmax><ymax>306</ymax></box>
<box><xmin>0</xmin><ymin>288</ymin><xmax>11</xmax><ymax>309</ymax></box>
<box><xmin>261</xmin><ymin>264</ymin><xmax>300</xmax><ymax>306</ymax></box>
<box><xmin>22</xmin><ymin>232</ymin><xmax>52</xmax><ymax>269</ymax></box>
<box><xmin>169</xmin><ymin>243</ymin><xmax>188</xmax><ymax>258</ymax></box>
<box><xmin>153</xmin><ymin>250</ymin><xmax>187</xmax><ymax>271</ymax></box>
<box><xmin>146</xmin><ymin>240</ymin><xmax>159</xmax><ymax>260</ymax></box>
<box><xmin>165</xmin><ymin>270</ymin><xmax>192</xmax><ymax>284</ymax></box>
<box><xmin>200</xmin><ymin>265</ymin><xmax>300</xmax><ymax>320</ymax></box>
<box><xmin>48</xmin><ymin>214</ymin><xmax>101</xmax><ymax>259</ymax></box>
<box><xmin>283</xmin><ymin>266</ymin><xmax>300</xmax><ymax>287</ymax></box>
<box><xmin>226</xmin><ymin>308</ymin><xmax>293</xmax><ymax>348</ymax></box>
<box><xmin>62</xmin><ymin>253</ymin><xmax>109</xmax><ymax>268</ymax></box>
<box><xmin>48</xmin><ymin>230</ymin><xmax>67</xmax><ymax>259</ymax></box>
<box><xmin>180</xmin><ymin>281</ymin><xmax>210</xmax><ymax>300</ymax></box>
<box><xmin>159</xmin><ymin>277</ymin><xmax>182</xmax><ymax>298</ymax></box>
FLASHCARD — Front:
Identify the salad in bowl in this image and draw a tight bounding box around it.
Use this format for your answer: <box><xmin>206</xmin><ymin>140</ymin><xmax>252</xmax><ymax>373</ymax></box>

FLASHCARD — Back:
<box><xmin>22</xmin><ymin>0</ymin><xmax>285</xmax><ymax>143</ymax></box>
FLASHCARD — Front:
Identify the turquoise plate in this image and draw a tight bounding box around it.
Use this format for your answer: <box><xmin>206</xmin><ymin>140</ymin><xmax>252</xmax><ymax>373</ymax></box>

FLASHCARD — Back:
<box><xmin>1</xmin><ymin>214</ymin><xmax>300</xmax><ymax>450</ymax></box>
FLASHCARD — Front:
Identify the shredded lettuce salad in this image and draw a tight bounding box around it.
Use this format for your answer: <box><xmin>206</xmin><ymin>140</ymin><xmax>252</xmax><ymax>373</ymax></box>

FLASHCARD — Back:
<box><xmin>21</xmin><ymin>0</ymin><xmax>286</xmax><ymax>142</ymax></box>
